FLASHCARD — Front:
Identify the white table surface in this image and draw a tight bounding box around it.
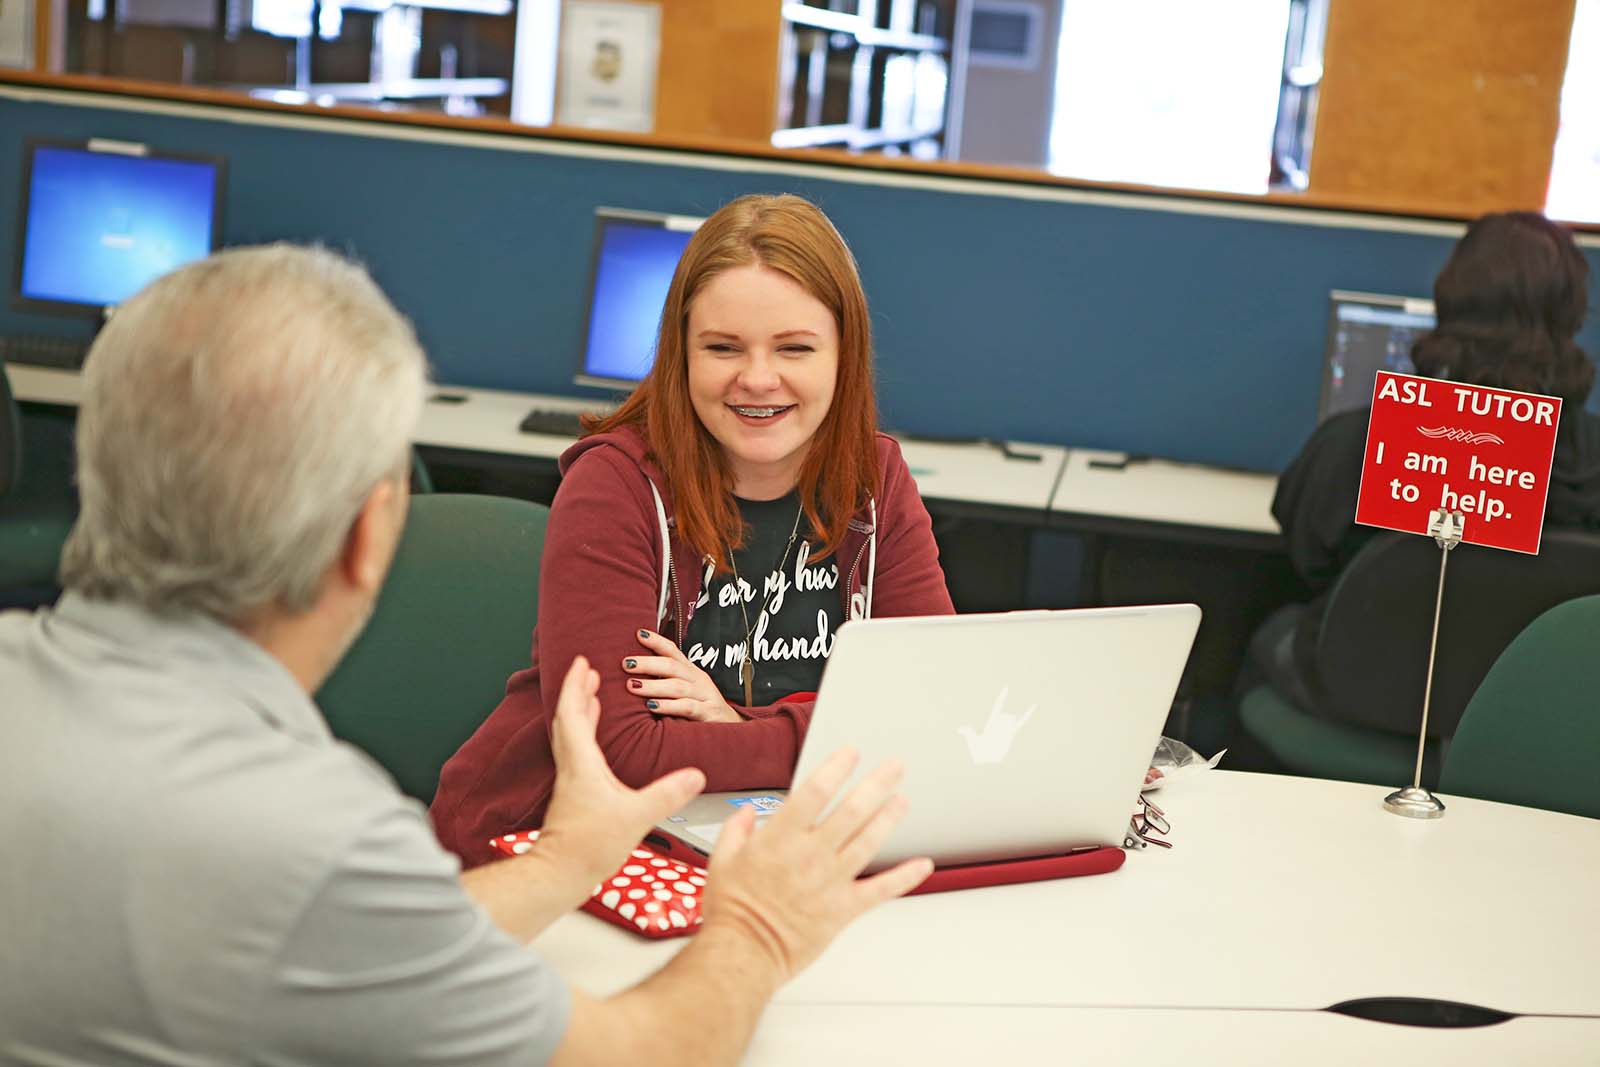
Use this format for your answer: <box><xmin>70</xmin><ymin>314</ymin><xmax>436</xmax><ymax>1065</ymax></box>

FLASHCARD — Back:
<box><xmin>532</xmin><ymin>771</ymin><xmax>1600</xmax><ymax>1032</ymax></box>
<box><xmin>1054</xmin><ymin>448</ymin><xmax>1280</xmax><ymax>537</ymax></box>
<box><xmin>742</xmin><ymin>1006</ymin><xmax>1600</xmax><ymax>1066</ymax></box>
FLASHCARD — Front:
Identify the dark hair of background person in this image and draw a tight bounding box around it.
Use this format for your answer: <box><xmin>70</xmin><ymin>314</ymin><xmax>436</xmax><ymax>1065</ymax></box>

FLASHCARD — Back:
<box><xmin>1411</xmin><ymin>211</ymin><xmax>1595</xmax><ymax>406</ymax></box>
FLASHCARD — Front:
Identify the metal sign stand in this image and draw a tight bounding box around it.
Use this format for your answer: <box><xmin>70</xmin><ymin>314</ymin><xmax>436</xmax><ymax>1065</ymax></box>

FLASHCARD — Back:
<box><xmin>1383</xmin><ymin>507</ymin><xmax>1465</xmax><ymax>819</ymax></box>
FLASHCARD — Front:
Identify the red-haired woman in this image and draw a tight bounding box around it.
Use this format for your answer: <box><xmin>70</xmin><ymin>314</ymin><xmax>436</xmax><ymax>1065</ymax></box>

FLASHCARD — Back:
<box><xmin>431</xmin><ymin>194</ymin><xmax>954</xmax><ymax>867</ymax></box>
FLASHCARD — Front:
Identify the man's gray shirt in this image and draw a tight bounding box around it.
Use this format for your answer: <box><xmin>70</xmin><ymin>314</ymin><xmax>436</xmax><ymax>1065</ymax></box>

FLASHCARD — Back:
<box><xmin>0</xmin><ymin>594</ymin><xmax>570</xmax><ymax>1065</ymax></box>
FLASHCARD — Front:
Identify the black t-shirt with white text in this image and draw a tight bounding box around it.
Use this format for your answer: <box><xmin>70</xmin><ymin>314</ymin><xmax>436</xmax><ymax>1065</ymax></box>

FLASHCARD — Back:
<box><xmin>682</xmin><ymin>493</ymin><xmax>843</xmax><ymax>706</ymax></box>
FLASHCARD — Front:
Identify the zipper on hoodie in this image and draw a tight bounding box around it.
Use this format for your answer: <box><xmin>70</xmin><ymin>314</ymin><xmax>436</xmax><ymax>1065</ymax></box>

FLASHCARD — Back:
<box><xmin>845</xmin><ymin>538</ymin><xmax>870</xmax><ymax>618</ymax></box>
<box><xmin>668</xmin><ymin>551</ymin><xmax>684</xmax><ymax>640</ymax></box>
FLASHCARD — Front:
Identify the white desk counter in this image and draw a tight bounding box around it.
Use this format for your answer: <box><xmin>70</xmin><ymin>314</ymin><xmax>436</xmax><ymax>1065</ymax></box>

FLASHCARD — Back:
<box><xmin>10</xmin><ymin>366</ymin><xmax>1253</xmax><ymax>533</ymax></box>
<box><xmin>895</xmin><ymin>438</ymin><xmax>1065</xmax><ymax>513</ymax></box>
<box><xmin>414</xmin><ymin>385</ymin><xmax>593</xmax><ymax>461</ymax></box>
<box><xmin>411</xmin><ymin>389</ymin><xmax>1068</xmax><ymax>513</ymax></box>
<box><xmin>7</xmin><ymin>365</ymin><xmax>1066</xmax><ymax>516</ymax></box>
<box><xmin>7</xmin><ymin>369</ymin><xmax>592</xmax><ymax>463</ymax></box>
<box><xmin>1053</xmin><ymin>449</ymin><xmax>1280</xmax><ymax>543</ymax></box>
<box><xmin>532</xmin><ymin>771</ymin><xmax>1599</xmax><ymax>1062</ymax></box>
<box><xmin>6</xmin><ymin>363</ymin><xmax>80</xmax><ymax>408</ymax></box>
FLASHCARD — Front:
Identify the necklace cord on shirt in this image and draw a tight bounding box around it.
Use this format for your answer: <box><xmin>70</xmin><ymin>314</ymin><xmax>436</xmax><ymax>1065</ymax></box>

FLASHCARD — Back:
<box><xmin>729</xmin><ymin>503</ymin><xmax>805</xmax><ymax>706</ymax></box>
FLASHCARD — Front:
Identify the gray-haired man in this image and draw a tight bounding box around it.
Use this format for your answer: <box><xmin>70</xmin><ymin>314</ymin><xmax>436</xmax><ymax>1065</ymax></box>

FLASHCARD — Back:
<box><xmin>0</xmin><ymin>245</ymin><xmax>930</xmax><ymax>1065</ymax></box>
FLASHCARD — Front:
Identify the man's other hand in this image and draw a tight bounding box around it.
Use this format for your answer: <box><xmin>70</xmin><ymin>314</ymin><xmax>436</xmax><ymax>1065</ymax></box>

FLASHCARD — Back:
<box><xmin>700</xmin><ymin>748</ymin><xmax>933</xmax><ymax>981</ymax></box>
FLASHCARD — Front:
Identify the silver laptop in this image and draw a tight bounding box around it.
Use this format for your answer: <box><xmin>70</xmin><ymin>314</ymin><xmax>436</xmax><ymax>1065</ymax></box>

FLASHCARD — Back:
<box><xmin>654</xmin><ymin>604</ymin><xmax>1201</xmax><ymax>870</ymax></box>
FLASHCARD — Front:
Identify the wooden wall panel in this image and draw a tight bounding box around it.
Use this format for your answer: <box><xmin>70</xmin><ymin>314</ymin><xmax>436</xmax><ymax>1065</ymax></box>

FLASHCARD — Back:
<box><xmin>653</xmin><ymin>0</ymin><xmax>781</xmax><ymax>143</ymax></box>
<box><xmin>1310</xmin><ymin>0</ymin><xmax>1577</xmax><ymax>217</ymax></box>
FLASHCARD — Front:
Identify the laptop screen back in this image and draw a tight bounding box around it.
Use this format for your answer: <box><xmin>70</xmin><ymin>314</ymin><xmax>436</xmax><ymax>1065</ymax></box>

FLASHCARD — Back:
<box><xmin>792</xmin><ymin>605</ymin><xmax>1201</xmax><ymax>870</ymax></box>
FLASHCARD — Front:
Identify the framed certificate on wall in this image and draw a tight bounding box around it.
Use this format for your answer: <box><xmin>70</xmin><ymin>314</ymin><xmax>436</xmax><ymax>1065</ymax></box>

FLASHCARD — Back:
<box><xmin>557</xmin><ymin>0</ymin><xmax>661</xmax><ymax>133</ymax></box>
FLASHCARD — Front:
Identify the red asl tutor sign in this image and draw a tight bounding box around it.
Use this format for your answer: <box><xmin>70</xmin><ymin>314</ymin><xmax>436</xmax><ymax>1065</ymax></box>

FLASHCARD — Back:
<box><xmin>1355</xmin><ymin>372</ymin><xmax>1562</xmax><ymax>554</ymax></box>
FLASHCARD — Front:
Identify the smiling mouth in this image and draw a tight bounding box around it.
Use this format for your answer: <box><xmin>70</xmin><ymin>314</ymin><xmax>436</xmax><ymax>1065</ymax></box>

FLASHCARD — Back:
<box><xmin>730</xmin><ymin>405</ymin><xmax>795</xmax><ymax>419</ymax></box>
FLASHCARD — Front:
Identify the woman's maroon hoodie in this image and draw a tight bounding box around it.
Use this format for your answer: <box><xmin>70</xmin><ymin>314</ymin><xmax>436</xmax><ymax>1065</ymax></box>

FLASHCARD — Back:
<box><xmin>430</xmin><ymin>424</ymin><xmax>954</xmax><ymax>867</ymax></box>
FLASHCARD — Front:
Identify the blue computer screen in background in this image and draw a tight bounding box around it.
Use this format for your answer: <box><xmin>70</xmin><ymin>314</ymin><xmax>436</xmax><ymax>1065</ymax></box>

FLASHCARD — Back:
<box><xmin>18</xmin><ymin>145</ymin><xmax>221</xmax><ymax>311</ymax></box>
<box><xmin>580</xmin><ymin>217</ymin><xmax>696</xmax><ymax>385</ymax></box>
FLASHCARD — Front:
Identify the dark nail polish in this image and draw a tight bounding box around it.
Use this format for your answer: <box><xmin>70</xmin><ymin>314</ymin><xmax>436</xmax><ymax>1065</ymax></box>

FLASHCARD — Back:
<box><xmin>629</xmin><ymin>678</ymin><xmax>642</xmax><ymax>689</ymax></box>
<box><xmin>646</xmin><ymin>699</ymin><xmax>659</xmax><ymax>710</ymax></box>
<box><xmin>624</xmin><ymin>658</ymin><xmax>637</xmax><ymax>669</ymax></box>
<box><xmin>639</xmin><ymin>629</ymin><xmax>650</xmax><ymax>639</ymax></box>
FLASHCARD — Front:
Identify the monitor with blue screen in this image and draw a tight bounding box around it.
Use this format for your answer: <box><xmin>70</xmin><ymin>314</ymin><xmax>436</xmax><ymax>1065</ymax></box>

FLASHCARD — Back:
<box><xmin>577</xmin><ymin>208</ymin><xmax>702</xmax><ymax>389</ymax></box>
<box><xmin>13</xmin><ymin>139</ymin><xmax>225</xmax><ymax>318</ymax></box>
<box><xmin>1318</xmin><ymin>289</ymin><xmax>1436</xmax><ymax>422</ymax></box>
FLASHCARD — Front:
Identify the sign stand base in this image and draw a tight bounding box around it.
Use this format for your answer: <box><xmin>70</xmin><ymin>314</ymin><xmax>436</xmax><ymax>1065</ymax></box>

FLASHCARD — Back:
<box><xmin>1383</xmin><ymin>508</ymin><xmax>1464</xmax><ymax>820</ymax></box>
<box><xmin>1383</xmin><ymin>785</ymin><xmax>1446</xmax><ymax>818</ymax></box>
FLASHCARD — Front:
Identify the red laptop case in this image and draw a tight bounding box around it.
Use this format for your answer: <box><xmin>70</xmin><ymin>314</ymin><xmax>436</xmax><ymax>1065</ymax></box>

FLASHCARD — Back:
<box><xmin>490</xmin><ymin>830</ymin><xmax>1123</xmax><ymax>942</ymax></box>
<box><xmin>646</xmin><ymin>829</ymin><xmax>1123</xmax><ymax>894</ymax></box>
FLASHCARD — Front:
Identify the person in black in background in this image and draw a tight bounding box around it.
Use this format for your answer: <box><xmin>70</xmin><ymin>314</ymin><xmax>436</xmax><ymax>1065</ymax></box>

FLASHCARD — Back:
<box><xmin>1255</xmin><ymin>211</ymin><xmax>1600</xmax><ymax>714</ymax></box>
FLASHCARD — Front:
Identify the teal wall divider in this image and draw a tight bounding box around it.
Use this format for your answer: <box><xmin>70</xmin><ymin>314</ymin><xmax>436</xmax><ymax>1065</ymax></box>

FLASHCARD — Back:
<box><xmin>3</xmin><ymin>86</ymin><xmax>1596</xmax><ymax>472</ymax></box>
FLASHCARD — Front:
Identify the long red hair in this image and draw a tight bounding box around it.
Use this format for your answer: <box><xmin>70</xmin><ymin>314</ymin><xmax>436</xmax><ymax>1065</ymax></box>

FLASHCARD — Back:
<box><xmin>587</xmin><ymin>194</ymin><xmax>880</xmax><ymax>569</ymax></box>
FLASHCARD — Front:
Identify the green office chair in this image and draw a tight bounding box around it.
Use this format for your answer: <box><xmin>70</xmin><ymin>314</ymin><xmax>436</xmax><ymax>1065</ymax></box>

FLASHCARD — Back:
<box><xmin>0</xmin><ymin>359</ymin><xmax>19</xmax><ymax>499</ymax></box>
<box><xmin>316</xmin><ymin>493</ymin><xmax>549</xmax><ymax>804</ymax></box>
<box><xmin>409</xmin><ymin>447</ymin><xmax>435</xmax><ymax>494</ymax></box>
<box><xmin>1440</xmin><ymin>595</ymin><xmax>1600</xmax><ymax>819</ymax></box>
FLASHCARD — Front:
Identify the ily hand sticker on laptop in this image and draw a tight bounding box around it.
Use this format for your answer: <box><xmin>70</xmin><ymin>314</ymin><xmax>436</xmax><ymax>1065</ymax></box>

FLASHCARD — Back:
<box><xmin>726</xmin><ymin>795</ymin><xmax>785</xmax><ymax>813</ymax></box>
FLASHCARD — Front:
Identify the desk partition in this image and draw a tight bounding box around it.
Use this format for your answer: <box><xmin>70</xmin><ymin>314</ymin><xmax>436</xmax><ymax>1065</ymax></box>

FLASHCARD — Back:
<box><xmin>8</xmin><ymin>82</ymin><xmax>1597</xmax><ymax>472</ymax></box>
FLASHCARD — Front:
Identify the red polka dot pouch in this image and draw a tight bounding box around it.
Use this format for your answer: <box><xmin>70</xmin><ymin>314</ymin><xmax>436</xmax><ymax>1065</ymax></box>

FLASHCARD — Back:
<box><xmin>490</xmin><ymin>830</ymin><xmax>705</xmax><ymax>939</ymax></box>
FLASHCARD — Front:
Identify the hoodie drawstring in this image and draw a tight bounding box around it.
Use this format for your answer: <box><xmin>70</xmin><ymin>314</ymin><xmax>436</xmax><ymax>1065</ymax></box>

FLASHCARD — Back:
<box><xmin>648</xmin><ymin>480</ymin><xmax>671</xmax><ymax>628</ymax></box>
<box><xmin>865</xmin><ymin>498</ymin><xmax>877</xmax><ymax>619</ymax></box>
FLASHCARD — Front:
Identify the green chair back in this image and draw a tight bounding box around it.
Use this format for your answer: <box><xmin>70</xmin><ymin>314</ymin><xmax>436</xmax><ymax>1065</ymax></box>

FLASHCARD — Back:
<box><xmin>0</xmin><ymin>404</ymin><xmax>78</xmax><ymax>593</ymax></box>
<box><xmin>1238</xmin><ymin>684</ymin><xmax>1443</xmax><ymax>787</ymax></box>
<box><xmin>1314</xmin><ymin>530</ymin><xmax>1600</xmax><ymax>739</ymax></box>
<box><xmin>409</xmin><ymin>448</ymin><xmax>434</xmax><ymax>494</ymax></box>
<box><xmin>1</xmin><ymin>359</ymin><xmax>20</xmax><ymax>497</ymax></box>
<box><xmin>1440</xmin><ymin>595</ymin><xmax>1600</xmax><ymax>819</ymax></box>
<box><xmin>1239</xmin><ymin>528</ymin><xmax>1600</xmax><ymax>790</ymax></box>
<box><xmin>317</xmin><ymin>493</ymin><xmax>548</xmax><ymax>803</ymax></box>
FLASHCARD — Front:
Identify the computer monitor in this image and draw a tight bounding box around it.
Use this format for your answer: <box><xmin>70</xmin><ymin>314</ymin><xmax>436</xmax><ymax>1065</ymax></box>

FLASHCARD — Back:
<box><xmin>12</xmin><ymin>138</ymin><xmax>225</xmax><ymax>318</ymax></box>
<box><xmin>1318</xmin><ymin>289</ymin><xmax>1436</xmax><ymax>421</ymax></box>
<box><xmin>576</xmin><ymin>208</ymin><xmax>702</xmax><ymax>389</ymax></box>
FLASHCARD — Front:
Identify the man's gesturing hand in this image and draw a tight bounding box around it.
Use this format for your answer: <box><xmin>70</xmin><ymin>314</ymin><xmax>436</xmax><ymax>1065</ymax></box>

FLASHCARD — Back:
<box><xmin>539</xmin><ymin>656</ymin><xmax>707</xmax><ymax>889</ymax></box>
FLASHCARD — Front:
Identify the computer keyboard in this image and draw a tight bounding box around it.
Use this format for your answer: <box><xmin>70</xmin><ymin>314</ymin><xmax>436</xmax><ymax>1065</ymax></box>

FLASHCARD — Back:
<box><xmin>1</xmin><ymin>334</ymin><xmax>92</xmax><ymax>371</ymax></box>
<box><xmin>518</xmin><ymin>407</ymin><xmax>590</xmax><ymax>437</ymax></box>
